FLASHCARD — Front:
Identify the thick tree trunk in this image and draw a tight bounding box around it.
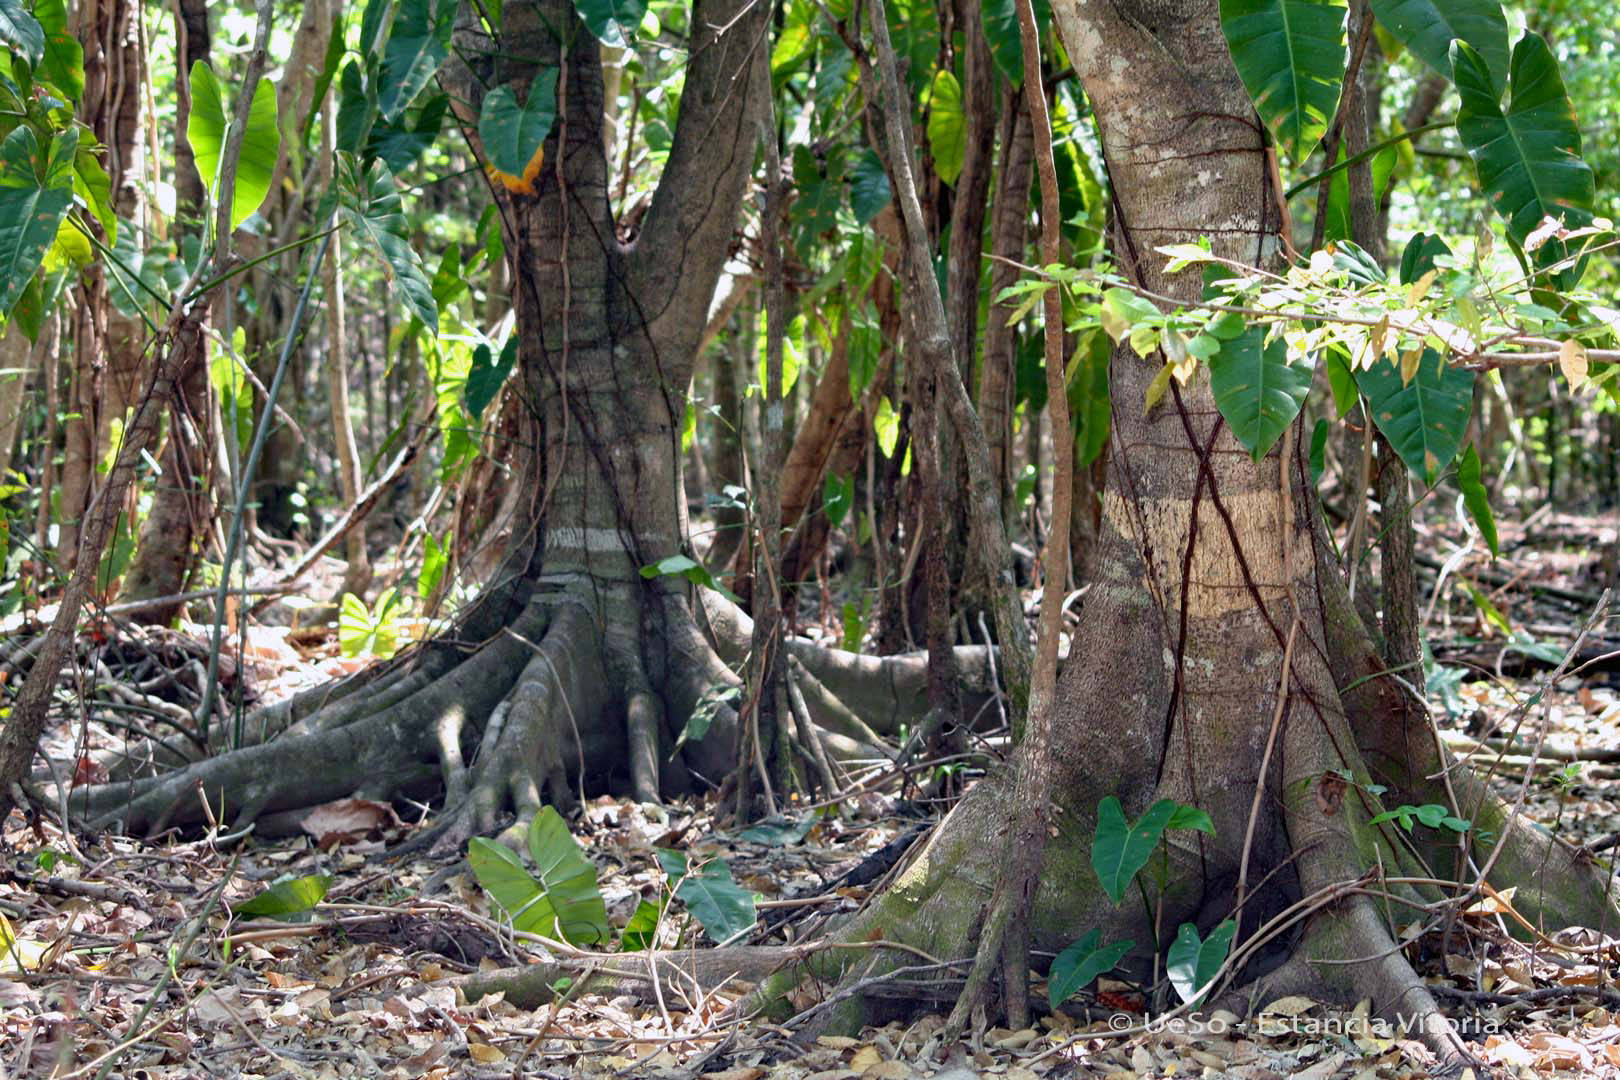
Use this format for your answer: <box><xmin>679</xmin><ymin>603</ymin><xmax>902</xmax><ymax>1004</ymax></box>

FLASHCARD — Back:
<box><xmin>757</xmin><ymin>0</ymin><xmax>1619</xmax><ymax>1057</ymax></box>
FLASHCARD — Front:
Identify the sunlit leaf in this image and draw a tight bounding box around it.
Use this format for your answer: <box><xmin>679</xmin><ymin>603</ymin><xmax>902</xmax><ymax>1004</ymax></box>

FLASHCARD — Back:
<box><xmin>926</xmin><ymin>70</ymin><xmax>966</xmax><ymax>186</ymax></box>
<box><xmin>1219</xmin><ymin>0</ymin><xmax>1346</xmax><ymax>162</ymax></box>
<box><xmin>1356</xmin><ymin>348</ymin><xmax>1473</xmax><ymax>485</ymax></box>
<box><xmin>480</xmin><ymin>69</ymin><xmax>559</xmax><ymax>195</ymax></box>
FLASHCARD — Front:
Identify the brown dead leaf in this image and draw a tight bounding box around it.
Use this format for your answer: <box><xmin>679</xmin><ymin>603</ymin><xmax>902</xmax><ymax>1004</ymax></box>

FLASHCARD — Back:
<box><xmin>849</xmin><ymin>1045</ymin><xmax>883</xmax><ymax>1069</ymax></box>
<box><xmin>468</xmin><ymin>1042</ymin><xmax>507</xmax><ymax>1063</ymax></box>
<box><xmin>299</xmin><ymin>798</ymin><xmax>404</xmax><ymax>847</ymax></box>
<box><xmin>1315</xmin><ymin>771</ymin><xmax>1346</xmax><ymax>816</ymax></box>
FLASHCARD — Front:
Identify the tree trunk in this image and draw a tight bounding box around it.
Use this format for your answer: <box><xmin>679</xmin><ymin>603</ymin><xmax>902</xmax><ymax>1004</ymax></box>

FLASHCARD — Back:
<box><xmin>755</xmin><ymin>0</ymin><xmax>1619</xmax><ymax>1058</ymax></box>
<box><xmin>0</xmin><ymin>322</ymin><xmax>32</xmax><ymax>483</ymax></box>
<box><xmin>62</xmin><ymin>0</ymin><xmax>906</xmax><ymax>849</ymax></box>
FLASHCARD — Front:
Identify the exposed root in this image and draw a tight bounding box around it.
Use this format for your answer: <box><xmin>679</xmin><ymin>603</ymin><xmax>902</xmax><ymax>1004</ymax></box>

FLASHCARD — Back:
<box><xmin>395</xmin><ymin>601</ymin><xmax>618</xmax><ymax>855</ymax></box>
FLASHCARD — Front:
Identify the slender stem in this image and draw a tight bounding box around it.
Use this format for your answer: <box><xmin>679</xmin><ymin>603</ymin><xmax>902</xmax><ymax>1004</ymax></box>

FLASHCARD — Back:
<box><xmin>1284</xmin><ymin>118</ymin><xmax>1453</xmax><ymax>200</ymax></box>
<box><xmin>196</xmin><ymin>226</ymin><xmax>335</xmax><ymax>729</ymax></box>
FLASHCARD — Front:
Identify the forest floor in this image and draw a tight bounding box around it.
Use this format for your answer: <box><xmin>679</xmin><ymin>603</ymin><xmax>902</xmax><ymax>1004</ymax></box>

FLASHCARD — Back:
<box><xmin>3</xmin><ymin>510</ymin><xmax>1619</xmax><ymax>1078</ymax></box>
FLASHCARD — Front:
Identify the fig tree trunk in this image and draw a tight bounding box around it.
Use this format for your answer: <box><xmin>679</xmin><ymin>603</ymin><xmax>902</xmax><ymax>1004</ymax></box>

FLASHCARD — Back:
<box><xmin>754</xmin><ymin>0</ymin><xmax>1620</xmax><ymax>1061</ymax></box>
<box><xmin>56</xmin><ymin>0</ymin><xmax>983</xmax><ymax>850</ymax></box>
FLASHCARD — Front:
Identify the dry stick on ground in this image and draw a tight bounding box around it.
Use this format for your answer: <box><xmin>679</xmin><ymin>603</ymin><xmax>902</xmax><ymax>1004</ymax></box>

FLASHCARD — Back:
<box><xmin>0</xmin><ymin>0</ymin><xmax>276</xmax><ymax>827</ymax></box>
<box><xmin>944</xmin><ymin>0</ymin><xmax>1073</xmax><ymax>1036</ymax></box>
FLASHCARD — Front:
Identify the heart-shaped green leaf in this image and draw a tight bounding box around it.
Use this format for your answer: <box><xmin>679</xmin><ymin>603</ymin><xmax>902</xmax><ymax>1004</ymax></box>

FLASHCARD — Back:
<box><xmin>479</xmin><ymin>69</ymin><xmax>560</xmax><ymax>191</ymax></box>
<box><xmin>1208</xmin><ymin>324</ymin><xmax>1313</xmax><ymax>462</ymax></box>
<box><xmin>1356</xmin><ymin>348</ymin><xmax>1474</xmax><ymax>485</ymax></box>
<box><xmin>0</xmin><ymin>128</ymin><xmax>73</xmax><ymax>318</ymax></box>
<box><xmin>1368</xmin><ymin>0</ymin><xmax>1506</xmax><ymax>92</ymax></box>
<box><xmin>1092</xmin><ymin>797</ymin><xmax>1176</xmax><ymax>904</ymax></box>
<box><xmin>379</xmin><ymin>0</ymin><xmax>455</xmax><ymax>121</ymax></box>
<box><xmin>1452</xmin><ymin>35</ymin><xmax>1594</xmax><ymax>287</ymax></box>
<box><xmin>1167</xmin><ymin>920</ymin><xmax>1237</xmax><ymax>1005</ymax></box>
<box><xmin>1048</xmin><ymin>930</ymin><xmax>1135</xmax><ymax>1009</ymax></box>
<box><xmin>527</xmin><ymin>806</ymin><xmax>610</xmax><ymax>946</ymax></box>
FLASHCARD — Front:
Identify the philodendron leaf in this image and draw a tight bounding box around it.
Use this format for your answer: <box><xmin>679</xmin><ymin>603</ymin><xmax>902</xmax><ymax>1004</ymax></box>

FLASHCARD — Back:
<box><xmin>1457</xmin><ymin>443</ymin><xmax>1498</xmax><ymax>556</ymax></box>
<box><xmin>1207</xmin><ymin>323</ymin><xmax>1313</xmax><ymax>462</ymax></box>
<box><xmin>1218</xmin><ymin>0</ymin><xmax>1346</xmax><ymax>163</ymax></box>
<box><xmin>574</xmin><ymin>0</ymin><xmax>649</xmax><ymax>48</ymax></box>
<box><xmin>658</xmin><ymin>849</ymin><xmax>757</xmax><ymax>943</ymax></box>
<box><xmin>926</xmin><ymin>70</ymin><xmax>966</xmax><ymax>186</ymax></box>
<box><xmin>467</xmin><ymin>837</ymin><xmax>557</xmax><ymax>935</ymax></box>
<box><xmin>1367</xmin><ymin>0</ymin><xmax>1507</xmax><ymax>93</ymax></box>
<box><xmin>1048</xmin><ymin>929</ymin><xmax>1135</xmax><ymax>1009</ymax></box>
<box><xmin>1452</xmin><ymin>35</ymin><xmax>1595</xmax><ymax>288</ymax></box>
<box><xmin>0</xmin><ymin>128</ymin><xmax>74</xmax><ymax>318</ymax></box>
<box><xmin>465</xmin><ymin>337</ymin><xmax>518</xmax><ymax>421</ymax></box>
<box><xmin>1092</xmin><ymin>797</ymin><xmax>1175</xmax><ymax>904</ymax></box>
<box><xmin>1356</xmin><ymin>348</ymin><xmax>1474</xmax><ymax>485</ymax></box>
<box><xmin>0</xmin><ymin>0</ymin><xmax>44</xmax><ymax>66</ymax></box>
<box><xmin>379</xmin><ymin>0</ymin><xmax>455</xmax><ymax>121</ymax></box>
<box><xmin>480</xmin><ymin>68</ymin><xmax>560</xmax><ymax>195</ymax></box>
<box><xmin>338</xmin><ymin>157</ymin><xmax>437</xmax><ymax>329</ymax></box>
<box><xmin>185</xmin><ymin>61</ymin><xmax>280</xmax><ymax>231</ymax></box>
<box><xmin>232</xmin><ymin>874</ymin><xmax>332</xmax><ymax>920</ymax></box>
<box><xmin>526</xmin><ymin>806</ymin><xmax>610</xmax><ymax>946</ymax></box>
<box><xmin>1167</xmin><ymin>920</ymin><xmax>1237</xmax><ymax>1005</ymax></box>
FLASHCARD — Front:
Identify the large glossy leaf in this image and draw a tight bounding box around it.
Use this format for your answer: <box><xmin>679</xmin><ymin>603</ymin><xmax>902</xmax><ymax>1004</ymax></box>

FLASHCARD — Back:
<box><xmin>1208</xmin><ymin>324</ymin><xmax>1313</xmax><ymax>462</ymax></box>
<box><xmin>186</xmin><ymin>61</ymin><xmax>281</xmax><ymax>231</ymax></box>
<box><xmin>379</xmin><ymin>0</ymin><xmax>454</xmax><ymax>121</ymax></box>
<box><xmin>467</xmin><ymin>837</ymin><xmax>559</xmax><ymax>935</ymax></box>
<box><xmin>1368</xmin><ymin>0</ymin><xmax>1506</xmax><ymax>92</ymax></box>
<box><xmin>1092</xmin><ymin>797</ymin><xmax>1177</xmax><ymax>904</ymax></box>
<box><xmin>1356</xmin><ymin>348</ymin><xmax>1474</xmax><ymax>485</ymax></box>
<box><xmin>1048</xmin><ymin>930</ymin><xmax>1134</xmax><ymax>1009</ymax></box>
<box><xmin>1167</xmin><ymin>920</ymin><xmax>1237</xmax><ymax>1005</ymax></box>
<box><xmin>1219</xmin><ymin>0</ymin><xmax>1346</xmax><ymax>163</ymax></box>
<box><xmin>338</xmin><ymin>157</ymin><xmax>437</xmax><ymax>328</ymax></box>
<box><xmin>658</xmin><ymin>850</ymin><xmax>757</xmax><ymax>944</ymax></box>
<box><xmin>1452</xmin><ymin>35</ymin><xmax>1594</xmax><ymax>286</ymax></box>
<box><xmin>848</xmin><ymin>147</ymin><xmax>890</xmax><ymax>226</ymax></box>
<box><xmin>526</xmin><ymin>807</ymin><xmax>610</xmax><ymax>946</ymax></box>
<box><xmin>574</xmin><ymin>0</ymin><xmax>649</xmax><ymax>48</ymax></box>
<box><xmin>370</xmin><ymin>93</ymin><xmax>449</xmax><ymax>175</ymax></box>
<box><xmin>0</xmin><ymin>0</ymin><xmax>42</xmax><ymax>66</ymax></box>
<box><xmin>926</xmin><ymin>70</ymin><xmax>965</xmax><ymax>186</ymax></box>
<box><xmin>479</xmin><ymin>69</ymin><xmax>559</xmax><ymax>194</ymax></box>
<box><xmin>33</xmin><ymin>0</ymin><xmax>82</xmax><ymax>102</ymax></box>
<box><xmin>0</xmin><ymin>128</ymin><xmax>73</xmax><ymax>318</ymax></box>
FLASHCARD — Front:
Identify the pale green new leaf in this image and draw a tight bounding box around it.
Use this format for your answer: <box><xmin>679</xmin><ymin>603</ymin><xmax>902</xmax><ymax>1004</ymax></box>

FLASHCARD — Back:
<box><xmin>526</xmin><ymin>807</ymin><xmax>610</xmax><ymax>946</ymax></box>
<box><xmin>926</xmin><ymin>70</ymin><xmax>965</xmax><ymax>186</ymax></box>
<box><xmin>1219</xmin><ymin>0</ymin><xmax>1346</xmax><ymax>162</ymax></box>
<box><xmin>186</xmin><ymin>61</ymin><xmax>281</xmax><ymax>231</ymax></box>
